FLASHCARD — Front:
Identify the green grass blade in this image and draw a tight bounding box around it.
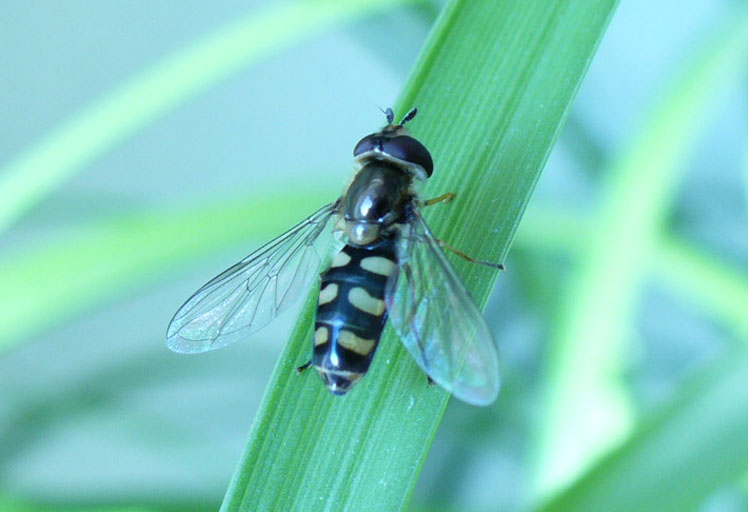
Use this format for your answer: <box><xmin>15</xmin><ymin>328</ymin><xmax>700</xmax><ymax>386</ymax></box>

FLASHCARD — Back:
<box><xmin>0</xmin><ymin>0</ymin><xmax>418</xmax><ymax>235</ymax></box>
<box><xmin>220</xmin><ymin>1</ymin><xmax>617</xmax><ymax>510</ymax></box>
<box><xmin>0</xmin><ymin>188</ymin><xmax>331</xmax><ymax>353</ymax></box>
<box><xmin>538</xmin><ymin>346</ymin><xmax>748</xmax><ymax>512</ymax></box>
<box><xmin>530</xmin><ymin>6</ymin><xmax>748</xmax><ymax>499</ymax></box>
<box><xmin>0</xmin><ymin>498</ymin><xmax>156</xmax><ymax>512</ymax></box>
<box><xmin>651</xmin><ymin>235</ymin><xmax>748</xmax><ymax>340</ymax></box>
<box><xmin>0</xmin><ymin>493</ymin><xmax>208</xmax><ymax>512</ymax></box>
<box><xmin>516</xmin><ymin>207</ymin><xmax>748</xmax><ymax>340</ymax></box>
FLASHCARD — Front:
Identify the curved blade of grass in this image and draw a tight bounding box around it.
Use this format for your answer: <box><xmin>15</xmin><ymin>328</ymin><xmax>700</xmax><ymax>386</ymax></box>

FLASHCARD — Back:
<box><xmin>0</xmin><ymin>0</ymin><xmax>419</xmax><ymax>235</ymax></box>
<box><xmin>220</xmin><ymin>1</ymin><xmax>617</xmax><ymax>511</ymax></box>
<box><xmin>530</xmin><ymin>6</ymin><xmax>748</xmax><ymax>500</ymax></box>
<box><xmin>538</xmin><ymin>346</ymin><xmax>748</xmax><ymax>512</ymax></box>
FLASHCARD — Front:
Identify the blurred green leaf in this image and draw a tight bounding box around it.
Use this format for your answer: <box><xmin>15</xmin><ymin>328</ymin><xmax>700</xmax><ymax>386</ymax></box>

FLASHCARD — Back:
<box><xmin>651</xmin><ymin>235</ymin><xmax>748</xmax><ymax>339</ymax></box>
<box><xmin>0</xmin><ymin>504</ymin><xmax>154</xmax><ymax>512</ymax></box>
<box><xmin>516</xmin><ymin>208</ymin><xmax>748</xmax><ymax>339</ymax></box>
<box><xmin>0</xmin><ymin>188</ymin><xmax>330</xmax><ymax>353</ymax></box>
<box><xmin>0</xmin><ymin>0</ymin><xmax>420</xmax><ymax>235</ymax></box>
<box><xmin>0</xmin><ymin>494</ymin><xmax>209</xmax><ymax>512</ymax></box>
<box><xmin>220</xmin><ymin>1</ymin><xmax>617</xmax><ymax>511</ymax></box>
<box><xmin>530</xmin><ymin>5</ymin><xmax>748</xmax><ymax>499</ymax></box>
<box><xmin>538</xmin><ymin>346</ymin><xmax>748</xmax><ymax>512</ymax></box>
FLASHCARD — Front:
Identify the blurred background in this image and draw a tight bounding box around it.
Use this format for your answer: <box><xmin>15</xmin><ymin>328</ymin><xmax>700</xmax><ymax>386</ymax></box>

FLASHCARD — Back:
<box><xmin>1</xmin><ymin>1</ymin><xmax>746</xmax><ymax>511</ymax></box>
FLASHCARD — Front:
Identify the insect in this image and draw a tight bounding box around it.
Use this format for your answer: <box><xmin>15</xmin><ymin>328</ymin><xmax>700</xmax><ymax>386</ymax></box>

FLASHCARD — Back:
<box><xmin>166</xmin><ymin>108</ymin><xmax>502</xmax><ymax>405</ymax></box>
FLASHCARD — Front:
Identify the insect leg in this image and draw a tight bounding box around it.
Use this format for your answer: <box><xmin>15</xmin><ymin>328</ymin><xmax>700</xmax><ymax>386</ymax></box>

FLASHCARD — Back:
<box><xmin>437</xmin><ymin>239</ymin><xmax>505</xmax><ymax>270</ymax></box>
<box><xmin>423</xmin><ymin>192</ymin><xmax>455</xmax><ymax>207</ymax></box>
<box><xmin>295</xmin><ymin>361</ymin><xmax>312</xmax><ymax>374</ymax></box>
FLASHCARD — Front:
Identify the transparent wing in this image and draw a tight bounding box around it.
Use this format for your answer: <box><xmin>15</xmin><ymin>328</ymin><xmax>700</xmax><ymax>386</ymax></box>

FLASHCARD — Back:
<box><xmin>166</xmin><ymin>201</ymin><xmax>340</xmax><ymax>353</ymax></box>
<box><xmin>385</xmin><ymin>208</ymin><xmax>500</xmax><ymax>405</ymax></box>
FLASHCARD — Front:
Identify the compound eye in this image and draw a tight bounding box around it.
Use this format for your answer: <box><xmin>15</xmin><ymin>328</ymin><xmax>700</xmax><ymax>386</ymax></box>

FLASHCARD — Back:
<box><xmin>353</xmin><ymin>133</ymin><xmax>434</xmax><ymax>177</ymax></box>
<box><xmin>353</xmin><ymin>134</ymin><xmax>381</xmax><ymax>157</ymax></box>
<box><xmin>384</xmin><ymin>135</ymin><xmax>433</xmax><ymax>177</ymax></box>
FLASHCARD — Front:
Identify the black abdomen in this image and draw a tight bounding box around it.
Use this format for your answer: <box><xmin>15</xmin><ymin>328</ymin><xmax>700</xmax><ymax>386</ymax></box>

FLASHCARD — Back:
<box><xmin>313</xmin><ymin>238</ymin><xmax>398</xmax><ymax>395</ymax></box>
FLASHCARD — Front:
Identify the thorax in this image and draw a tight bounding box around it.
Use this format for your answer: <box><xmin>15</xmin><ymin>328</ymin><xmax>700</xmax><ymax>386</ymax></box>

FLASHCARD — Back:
<box><xmin>340</xmin><ymin>161</ymin><xmax>412</xmax><ymax>245</ymax></box>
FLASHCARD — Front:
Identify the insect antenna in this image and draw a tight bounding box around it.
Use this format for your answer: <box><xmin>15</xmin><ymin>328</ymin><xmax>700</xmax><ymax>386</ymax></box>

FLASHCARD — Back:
<box><xmin>398</xmin><ymin>108</ymin><xmax>418</xmax><ymax>126</ymax></box>
<box><xmin>380</xmin><ymin>106</ymin><xmax>395</xmax><ymax>125</ymax></box>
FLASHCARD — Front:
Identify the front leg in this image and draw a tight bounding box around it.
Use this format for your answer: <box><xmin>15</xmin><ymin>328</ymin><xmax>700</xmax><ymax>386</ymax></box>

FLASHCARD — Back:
<box><xmin>423</xmin><ymin>192</ymin><xmax>455</xmax><ymax>207</ymax></box>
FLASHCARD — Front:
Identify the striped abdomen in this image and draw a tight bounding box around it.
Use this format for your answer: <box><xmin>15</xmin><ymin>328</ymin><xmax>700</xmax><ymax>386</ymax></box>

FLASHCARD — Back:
<box><xmin>313</xmin><ymin>238</ymin><xmax>398</xmax><ymax>395</ymax></box>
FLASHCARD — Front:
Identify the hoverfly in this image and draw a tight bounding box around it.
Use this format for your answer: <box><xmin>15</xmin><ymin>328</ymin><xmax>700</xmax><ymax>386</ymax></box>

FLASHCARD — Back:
<box><xmin>167</xmin><ymin>108</ymin><xmax>502</xmax><ymax>405</ymax></box>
